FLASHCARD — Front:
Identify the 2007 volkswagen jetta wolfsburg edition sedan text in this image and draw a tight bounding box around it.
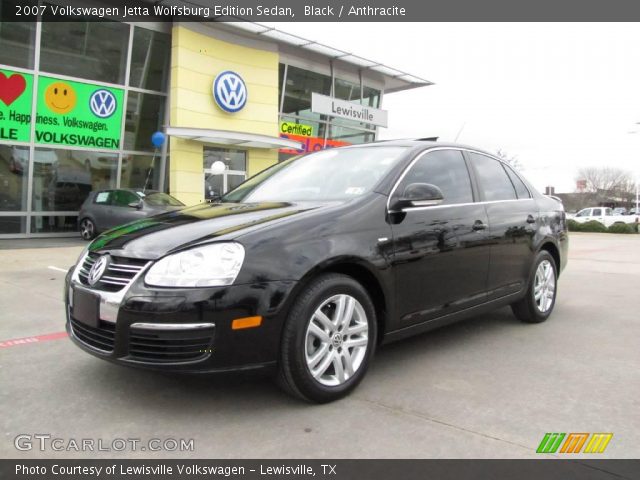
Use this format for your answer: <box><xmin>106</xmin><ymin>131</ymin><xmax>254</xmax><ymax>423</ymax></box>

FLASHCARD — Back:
<box><xmin>65</xmin><ymin>141</ymin><xmax>568</xmax><ymax>403</ymax></box>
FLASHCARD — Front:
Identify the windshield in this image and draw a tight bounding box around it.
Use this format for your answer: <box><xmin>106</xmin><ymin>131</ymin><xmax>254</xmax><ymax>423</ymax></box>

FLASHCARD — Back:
<box><xmin>223</xmin><ymin>146</ymin><xmax>408</xmax><ymax>203</ymax></box>
<box><xmin>144</xmin><ymin>193</ymin><xmax>184</xmax><ymax>207</ymax></box>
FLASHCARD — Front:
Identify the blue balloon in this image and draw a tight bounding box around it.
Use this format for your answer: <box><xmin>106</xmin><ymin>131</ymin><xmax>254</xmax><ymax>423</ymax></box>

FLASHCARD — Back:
<box><xmin>151</xmin><ymin>131</ymin><xmax>165</xmax><ymax>147</ymax></box>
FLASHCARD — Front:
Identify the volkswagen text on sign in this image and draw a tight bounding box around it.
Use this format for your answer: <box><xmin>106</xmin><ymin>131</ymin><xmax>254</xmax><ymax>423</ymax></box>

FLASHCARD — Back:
<box><xmin>213</xmin><ymin>71</ymin><xmax>247</xmax><ymax>113</ymax></box>
<box><xmin>311</xmin><ymin>92</ymin><xmax>388</xmax><ymax>128</ymax></box>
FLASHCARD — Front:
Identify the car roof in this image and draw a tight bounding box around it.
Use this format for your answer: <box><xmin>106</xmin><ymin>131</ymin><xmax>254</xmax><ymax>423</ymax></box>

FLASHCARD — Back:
<box><xmin>340</xmin><ymin>139</ymin><xmax>500</xmax><ymax>158</ymax></box>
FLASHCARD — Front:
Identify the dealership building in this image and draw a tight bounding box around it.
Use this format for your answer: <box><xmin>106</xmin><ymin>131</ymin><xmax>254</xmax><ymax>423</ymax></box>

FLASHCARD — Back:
<box><xmin>0</xmin><ymin>12</ymin><xmax>430</xmax><ymax>237</ymax></box>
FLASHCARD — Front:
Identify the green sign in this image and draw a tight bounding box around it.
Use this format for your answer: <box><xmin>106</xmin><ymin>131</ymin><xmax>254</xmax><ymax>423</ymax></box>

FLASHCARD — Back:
<box><xmin>35</xmin><ymin>76</ymin><xmax>123</xmax><ymax>149</ymax></box>
<box><xmin>0</xmin><ymin>68</ymin><xmax>34</xmax><ymax>142</ymax></box>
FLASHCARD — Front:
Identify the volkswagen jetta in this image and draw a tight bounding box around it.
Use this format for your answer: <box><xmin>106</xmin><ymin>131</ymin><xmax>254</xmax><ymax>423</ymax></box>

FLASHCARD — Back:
<box><xmin>64</xmin><ymin>141</ymin><xmax>568</xmax><ymax>403</ymax></box>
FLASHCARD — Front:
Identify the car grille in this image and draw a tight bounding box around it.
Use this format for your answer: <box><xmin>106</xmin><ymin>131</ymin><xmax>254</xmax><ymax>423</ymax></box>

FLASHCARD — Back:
<box><xmin>77</xmin><ymin>252</ymin><xmax>148</xmax><ymax>292</ymax></box>
<box><xmin>70</xmin><ymin>317</ymin><xmax>116</xmax><ymax>353</ymax></box>
<box><xmin>128</xmin><ymin>325</ymin><xmax>215</xmax><ymax>363</ymax></box>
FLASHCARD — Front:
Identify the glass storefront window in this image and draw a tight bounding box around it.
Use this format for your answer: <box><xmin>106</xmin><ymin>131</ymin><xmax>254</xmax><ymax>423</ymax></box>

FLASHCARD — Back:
<box><xmin>282</xmin><ymin>65</ymin><xmax>331</xmax><ymax>122</ymax></box>
<box><xmin>31</xmin><ymin>148</ymin><xmax>117</xmax><ymax>212</ymax></box>
<box><xmin>334</xmin><ymin>78</ymin><xmax>360</xmax><ymax>102</ymax></box>
<box><xmin>124</xmin><ymin>92</ymin><xmax>165</xmax><ymax>151</ymax></box>
<box><xmin>120</xmin><ymin>154</ymin><xmax>161</xmax><ymax>191</ymax></box>
<box><xmin>129</xmin><ymin>27</ymin><xmax>170</xmax><ymax>92</ymax></box>
<box><xmin>0</xmin><ymin>216</ymin><xmax>26</xmax><ymax>234</ymax></box>
<box><xmin>40</xmin><ymin>21</ymin><xmax>129</xmax><ymax>85</ymax></box>
<box><xmin>0</xmin><ymin>143</ymin><xmax>29</xmax><ymax>211</ymax></box>
<box><xmin>362</xmin><ymin>86</ymin><xmax>380</xmax><ymax>108</ymax></box>
<box><xmin>203</xmin><ymin>148</ymin><xmax>246</xmax><ymax>200</ymax></box>
<box><xmin>328</xmin><ymin>124</ymin><xmax>375</xmax><ymax>145</ymax></box>
<box><xmin>0</xmin><ymin>12</ymin><xmax>36</xmax><ymax>69</ymax></box>
<box><xmin>31</xmin><ymin>215</ymin><xmax>77</xmax><ymax>234</ymax></box>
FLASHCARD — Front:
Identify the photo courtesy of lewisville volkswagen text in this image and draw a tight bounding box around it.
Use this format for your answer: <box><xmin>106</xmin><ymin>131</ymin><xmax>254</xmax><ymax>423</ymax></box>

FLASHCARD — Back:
<box><xmin>1</xmin><ymin>0</ymin><xmax>639</xmax><ymax>478</ymax></box>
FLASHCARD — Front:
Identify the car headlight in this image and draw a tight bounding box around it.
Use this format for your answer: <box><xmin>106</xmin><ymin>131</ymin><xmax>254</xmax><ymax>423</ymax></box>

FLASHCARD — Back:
<box><xmin>145</xmin><ymin>242</ymin><xmax>245</xmax><ymax>287</ymax></box>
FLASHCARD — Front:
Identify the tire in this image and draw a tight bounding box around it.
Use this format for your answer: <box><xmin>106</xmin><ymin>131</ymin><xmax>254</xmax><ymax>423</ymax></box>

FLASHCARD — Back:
<box><xmin>511</xmin><ymin>250</ymin><xmax>557</xmax><ymax>323</ymax></box>
<box><xmin>79</xmin><ymin>218</ymin><xmax>97</xmax><ymax>240</ymax></box>
<box><xmin>278</xmin><ymin>273</ymin><xmax>377</xmax><ymax>403</ymax></box>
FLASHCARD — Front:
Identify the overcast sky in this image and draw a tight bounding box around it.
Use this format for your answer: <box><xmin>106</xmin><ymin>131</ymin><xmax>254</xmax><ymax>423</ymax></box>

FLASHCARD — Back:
<box><xmin>270</xmin><ymin>22</ymin><xmax>640</xmax><ymax>193</ymax></box>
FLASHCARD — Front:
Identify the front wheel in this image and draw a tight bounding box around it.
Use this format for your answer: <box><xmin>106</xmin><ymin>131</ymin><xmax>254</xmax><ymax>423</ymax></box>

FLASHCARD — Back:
<box><xmin>278</xmin><ymin>274</ymin><xmax>377</xmax><ymax>403</ymax></box>
<box><xmin>511</xmin><ymin>251</ymin><xmax>557</xmax><ymax>323</ymax></box>
<box><xmin>79</xmin><ymin>218</ymin><xmax>96</xmax><ymax>240</ymax></box>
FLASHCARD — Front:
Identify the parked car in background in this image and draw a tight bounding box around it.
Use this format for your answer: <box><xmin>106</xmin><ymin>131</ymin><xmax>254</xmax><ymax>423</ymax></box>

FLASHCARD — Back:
<box><xmin>571</xmin><ymin>207</ymin><xmax>636</xmax><ymax>227</ymax></box>
<box><xmin>78</xmin><ymin>189</ymin><xmax>184</xmax><ymax>240</ymax></box>
<box><xmin>9</xmin><ymin>146</ymin><xmax>58</xmax><ymax>174</ymax></box>
<box><xmin>65</xmin><ymin>141</ymin><xmax>568</xmax><ymax>403</ymax></box>
<box><xmin>612</xmin><ymin>207</ymin><xmax>627</xmax><ymax>216</ymax></box>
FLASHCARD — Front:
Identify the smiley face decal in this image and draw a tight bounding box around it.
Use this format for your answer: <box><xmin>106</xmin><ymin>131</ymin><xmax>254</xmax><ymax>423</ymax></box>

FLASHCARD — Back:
<box><xmin>44</xmin><ymin>81</ymin><xmax>76</xmax><ymax>114</ymax></box>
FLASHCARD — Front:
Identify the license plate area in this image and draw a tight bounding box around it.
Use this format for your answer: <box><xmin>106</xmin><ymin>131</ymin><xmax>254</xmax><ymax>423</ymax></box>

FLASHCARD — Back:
<box><xmin>72</xmin><ymin>288</ymin><xmax>100</xmax><ymax>328</ymax></box>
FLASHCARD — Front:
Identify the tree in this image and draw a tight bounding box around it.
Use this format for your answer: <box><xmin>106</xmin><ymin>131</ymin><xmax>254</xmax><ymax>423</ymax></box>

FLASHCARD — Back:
<box><xmin>575</xmin><ymin>167</ymin><xmax>634</xmax><ymax>198</ymax></box>
<box><xmin>495</xmin><ymin>149</ymin><xmax>522</xmax><ymax>170</ymax></box>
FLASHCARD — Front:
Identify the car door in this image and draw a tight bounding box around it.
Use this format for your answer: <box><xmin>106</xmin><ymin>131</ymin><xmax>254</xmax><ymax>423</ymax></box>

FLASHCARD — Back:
<box><xmin>468</xmin><ymin>152</ymin><xmax>538</xmax><ymax>300</ymax></box>
<box><xmin>108</xmin><ymin>190</ymin><xmax>145</xmax><ymax>228</ymax></box>
<box><xmin>389</xmin><ymin>148</ymin><xmax>491</xmax><ymax>326</ymax></box>
<box><xmin>590</xmin><ymin>207</ymin><xmax>605</xmax><ymax>225</ymax></box>
<box><xmin>574</xmin><ymin>208</ymin><xmax>591</xmax><ymax>223</ymax></box>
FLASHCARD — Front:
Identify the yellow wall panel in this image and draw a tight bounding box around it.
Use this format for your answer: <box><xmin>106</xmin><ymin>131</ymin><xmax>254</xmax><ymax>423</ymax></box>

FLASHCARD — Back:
<box><xmin>169</xmin><ymin>25</ymin><xmax>281</xmax><ymax>204</ymax></box>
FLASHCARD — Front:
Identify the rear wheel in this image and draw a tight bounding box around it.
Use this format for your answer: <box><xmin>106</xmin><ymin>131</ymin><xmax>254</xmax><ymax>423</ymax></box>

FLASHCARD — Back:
<box><xmin>511</xmin><ymin>250</ymin><xmax>557</xmax><ymax>323</ymax></box>
<box><xmin>278</xmin><ymin>274</ymin><xmax>377</xmax><ymax>403</ymax></box>
<box><xmin>79</xmin><ymin>218</ymin><xmax>96</xmax><ymax>240</ymax></box>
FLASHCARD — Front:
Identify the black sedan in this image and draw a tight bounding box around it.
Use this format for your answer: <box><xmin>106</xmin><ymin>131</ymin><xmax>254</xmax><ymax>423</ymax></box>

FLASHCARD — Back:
<box><xmin>78</xmin><ymin>189</ymin><xmax>184</xmax><ymax>240</ymax></box>
<box><xmin>65</xmin><ymin>141</ymin><xmax>568</xmax><ymax>403</ymax></box>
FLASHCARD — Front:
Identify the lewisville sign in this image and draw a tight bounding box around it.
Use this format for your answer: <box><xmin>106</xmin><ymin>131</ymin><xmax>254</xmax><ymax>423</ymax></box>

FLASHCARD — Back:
<box><xmin>311</xmin><ymin>92</ymin><xmax>388</xmax><ymax>128</ymax></box>
<box><xmin>0</xmin><ymin>68</ymin><xmax>123</xmax><ymax>149</ymax></box>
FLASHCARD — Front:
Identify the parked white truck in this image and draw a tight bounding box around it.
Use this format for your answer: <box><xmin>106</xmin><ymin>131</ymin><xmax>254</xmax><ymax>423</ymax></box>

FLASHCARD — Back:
<box><xmin>568</xmin><ymin>207</ymin><xmax>640</xmax><ymax>227</ymax></box>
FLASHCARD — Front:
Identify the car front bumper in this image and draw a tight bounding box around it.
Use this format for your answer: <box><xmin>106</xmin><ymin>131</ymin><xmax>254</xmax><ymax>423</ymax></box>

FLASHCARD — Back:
<box><xmin>64</xmin><ymin>266</ymin><xmax>296</xmax><ymax>373</ymax></box>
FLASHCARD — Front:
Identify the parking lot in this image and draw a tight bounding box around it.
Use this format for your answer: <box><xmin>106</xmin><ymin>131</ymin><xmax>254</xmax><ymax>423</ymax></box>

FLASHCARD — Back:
<box><xmin>1</xmin><ymin>233</ymin><xmax>639</xmax><ymax>459</ymax></box>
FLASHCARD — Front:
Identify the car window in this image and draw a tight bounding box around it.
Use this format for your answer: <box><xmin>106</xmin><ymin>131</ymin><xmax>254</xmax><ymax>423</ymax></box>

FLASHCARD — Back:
<box><xmin>144</xmin><ymin>193</ymin><xmax>184</xmax><ymax>207</ymax></box>
<box><xmin>110</xmin><ymin>190</ymin><xmax>140</xmax><ymax>207</ymax></box>
<box><xmin>592</xmin><ymin>208</ymin><xmax>602</xmax><ymax>216</ymax></box>
<box><xmin>93</xmin><ymin>191</ymin><xmax>111</xmax><ymax>205</ymax></box>
<box><xmin>469</xmin><ymin>153</ymin><xmax>517</xmax><ymax>201</ymax></box>
<box><xmin>605</xmin><ymin>208</ymin><xmax>612</xmax><ymax>216</ymax></box>
<box><xmin>504</xmin><ymin>165</ymin><xmax>531</xmax><ymax>199</ymax></box>
<box><xmin>398</xmin><ymin>149</ymin><xmax>473</xmax><ymax>205</ymax></box>
<box><xmin>576</xmin><ymin>209</ymin><xmax>590</xmax><ymax>217</ymax></box>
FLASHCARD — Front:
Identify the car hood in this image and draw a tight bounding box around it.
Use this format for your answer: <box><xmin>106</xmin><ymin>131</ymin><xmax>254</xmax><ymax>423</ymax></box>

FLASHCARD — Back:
<box><xmin>88</xmin><ymin>201</ymin><xmax>337</xmax><ymax>259</ymax></box>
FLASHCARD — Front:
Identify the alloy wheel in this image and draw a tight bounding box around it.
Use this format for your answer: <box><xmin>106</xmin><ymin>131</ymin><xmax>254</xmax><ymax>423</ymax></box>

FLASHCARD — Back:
<box><xmin>80</xmin><ymin>219</ymin><xmax>94</xmax><ymax>240</ymax></box>
<box><xmin>534</xmin><ymin>259</ymin><xmax>555</xmax><ymax>313</ymax></box>
<box><xmin>304</xmin><ymin>294</ymin><xmax>369</xmax><ymax>387</ymax></box>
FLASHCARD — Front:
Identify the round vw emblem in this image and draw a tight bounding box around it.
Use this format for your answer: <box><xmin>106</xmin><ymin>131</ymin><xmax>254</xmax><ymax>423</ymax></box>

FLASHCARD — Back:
<box><xmin>212</xmin><ymin>71</ymin><xmax>247</xmax><ymax>113</ymax></box>
<box><xmin>89</xmin><ymin>89</ymin><xmax>117</xmax><ymax>118</ymax></box>
<box><xmin>88</xmin><ymin>256</ymin><xmax>109</xmax><ymax>286</ymax></box>
<box><xmin>331</xmin><ymin>333</ymin><xmax>343</xmax><ymax>348</ymax></box>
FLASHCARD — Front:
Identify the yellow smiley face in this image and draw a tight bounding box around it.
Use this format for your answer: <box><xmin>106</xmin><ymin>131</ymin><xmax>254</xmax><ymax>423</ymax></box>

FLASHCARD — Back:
<box><xmin>44</xmin><ymin>82</ymin><xmax>76</xmax><ymax>114</ymax></box>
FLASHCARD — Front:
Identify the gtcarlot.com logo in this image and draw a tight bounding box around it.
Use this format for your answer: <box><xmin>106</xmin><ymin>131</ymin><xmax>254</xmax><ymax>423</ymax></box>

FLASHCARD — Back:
<box><xmin>14</xmin><ymin>434</ymin><xmax>194</xmax><ymax>452</ymax></box>
<box><xmin>536</xmin><ymin>432</ymin><xmax>613</xmax><ymax>454</ymax></box>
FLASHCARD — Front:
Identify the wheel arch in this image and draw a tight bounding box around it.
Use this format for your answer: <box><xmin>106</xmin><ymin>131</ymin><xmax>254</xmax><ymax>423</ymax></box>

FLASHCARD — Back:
<box><xmin>288</xmin><ymin>258</ymin><xmax>389</xmax><ymax>343</ymax></box>
<box><xmin>539</xmin><ymin>240</ymin><xmax>561</xmax><ymax>274</ymax></box>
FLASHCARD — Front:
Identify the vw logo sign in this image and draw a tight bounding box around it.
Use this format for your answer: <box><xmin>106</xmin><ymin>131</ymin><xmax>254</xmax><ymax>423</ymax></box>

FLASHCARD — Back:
<box><xmin>212</xmin><ymin>71</ymin><xmax>247</xmax><ymax>113</ymax></box>
<box><xmin>89</xmin><ymin>89</ymin><xmax>117</xmax><ymax>118</ymax></box>
<box><xmin>88</xmin><ymin>255</ymin><xmax>109</xmax><ymax>286</ymax></box>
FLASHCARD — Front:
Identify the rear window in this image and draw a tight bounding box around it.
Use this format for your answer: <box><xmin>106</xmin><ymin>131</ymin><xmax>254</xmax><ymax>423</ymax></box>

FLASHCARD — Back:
<box><xmin>93</xmin><ymin>191</ymin><xmax>111</xmax><ymax>205</ymax></box>
<box><xmin>144</xmin><ymin>193</ymin><xmax>184</xmax><ymax>207</ymax></box>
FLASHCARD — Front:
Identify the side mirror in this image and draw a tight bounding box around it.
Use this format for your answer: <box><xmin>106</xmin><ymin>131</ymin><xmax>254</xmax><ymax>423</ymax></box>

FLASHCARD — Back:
<box><xmin>128</xmin><ymin>200</ymin><xmax>143</xmax><ymax>209</ymax></box>
<box><xmin>392</xmin><ymin>183</ymin><xmax>444</xmax><ymax>210</ymax></box>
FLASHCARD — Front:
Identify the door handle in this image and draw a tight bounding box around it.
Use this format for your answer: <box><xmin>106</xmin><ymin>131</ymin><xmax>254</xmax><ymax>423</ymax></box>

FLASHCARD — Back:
<box><xmin>472</xmin><ymin>221</ymin><xmax>487</xmax><ymax>231</ymax></box>
<box><xmin>526</xmin><ymin>215</ymin><xmax>536</xmax><ymax>224</ymax></box>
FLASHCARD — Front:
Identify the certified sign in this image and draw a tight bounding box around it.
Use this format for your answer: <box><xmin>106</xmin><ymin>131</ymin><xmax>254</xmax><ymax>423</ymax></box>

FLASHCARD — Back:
<box><xmin>312</xmin><ymin>93</ymin><xmax>388</xmax><ymax>128</ymax></box>
<box><xmin>213</xmin><ymin>71</ymin><xmax>247</xmax><ymax>113</ymax></box>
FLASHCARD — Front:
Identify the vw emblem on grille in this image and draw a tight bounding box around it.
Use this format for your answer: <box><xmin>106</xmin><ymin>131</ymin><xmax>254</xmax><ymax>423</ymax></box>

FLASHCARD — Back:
<box><xmin>88</xmin><ymin>255</ymin><xmax>109</xmax><ymax>286</ymax></box>
<box><xmin>212</xmin><ymin>71</ymin><xmax>247</xmax><ymax>113</ymax></box>
<box><xmin>89</xmin><ymin>89</ymin><xmax>117</xmax><ymax>118</ymax></box>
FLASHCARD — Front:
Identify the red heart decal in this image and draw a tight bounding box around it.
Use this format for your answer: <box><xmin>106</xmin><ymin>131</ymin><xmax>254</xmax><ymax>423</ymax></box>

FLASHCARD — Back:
<box><xmin>0</xmin><ymin>72</ymin><xmax>27</xmax><ymax>106</ymax></box>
